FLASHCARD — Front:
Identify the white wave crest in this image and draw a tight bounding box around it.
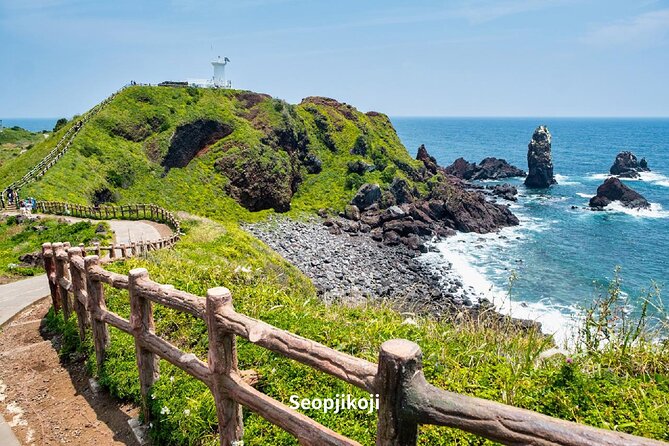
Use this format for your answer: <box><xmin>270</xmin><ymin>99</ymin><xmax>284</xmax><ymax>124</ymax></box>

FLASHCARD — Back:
<box><xmin>587</xmin><ymin>171</ymin><xmax>669</xmax><ymax>187</ymax></box>
<box><xmin>576</xmin><ymin>192</ymin><xmax>592</xmax><ymax>198</ymax></box>
<box><xmin>554</xmin><ymin>174</ymin><xmax>581</xmax><ymax>186</ymax></box>
<box><xmin>604</xmin><ymin>202</ymin><xmax>669</xmax><ymax>218</ymax></box>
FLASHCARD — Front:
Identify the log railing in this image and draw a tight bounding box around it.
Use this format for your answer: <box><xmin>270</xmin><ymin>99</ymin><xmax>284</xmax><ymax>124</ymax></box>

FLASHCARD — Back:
<box><xmin>36</xmin><ymin>201</ymin><xmax>180</xmax><ymax>260</ymax></box>
<box><xmin>41</xmin><ymin>244</ymin><xmax>668</xmax><ymax>446</ymax></box>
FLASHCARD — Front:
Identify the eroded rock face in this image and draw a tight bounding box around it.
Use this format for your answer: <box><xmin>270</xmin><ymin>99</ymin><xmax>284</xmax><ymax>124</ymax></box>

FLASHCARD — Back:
<box><xmin>610</xmin><ymin>151</ymin><xmax>650</xmax><ymax>178</ymax></box>
<box><xmin>589</xmin><ymin>177</ymin><xmax>650</xmax><ymax>209</ymax></box>
<box><xmin>488</xmin><ymin>183</ymin><xmax>518</xmax><ymax>201</ymax></box>
<box><xmin>215</xmin><ymin>145</ymin><xmax>297</xmax><ymax>212</ymax></box>
<box><xmin>525</xmin><ymin>125</ymin><xmax>556</xmax><ymax>188</ymax></box>
<box><xmin>163</xmin><ymin>119</ymin><xmax>233</xmax><ymax>170</ymax></box>
<box><xmin>443</xmin><ymin>157</ymin><xmax>525</xmax><ymax>181</ymax></box>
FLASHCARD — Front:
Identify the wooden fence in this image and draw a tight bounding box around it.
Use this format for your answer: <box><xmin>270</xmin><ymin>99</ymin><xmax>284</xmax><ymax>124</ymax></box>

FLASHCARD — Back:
<box><xmin>42</xmin><ymin>245</ymin><xmax>668</xmax><ymax>446</ymax></box>
<box><xmin>35</xmin><ymin>201</ymin><xmax>180</xmax><ymax>260</ymax></box>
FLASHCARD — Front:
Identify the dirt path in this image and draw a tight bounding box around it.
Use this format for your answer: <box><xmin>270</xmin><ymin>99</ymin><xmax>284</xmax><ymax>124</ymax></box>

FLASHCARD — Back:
<box><xmin>0</xmin><ymin>299</ymin><xmax>139</xmax><ymax>445</ymax></box>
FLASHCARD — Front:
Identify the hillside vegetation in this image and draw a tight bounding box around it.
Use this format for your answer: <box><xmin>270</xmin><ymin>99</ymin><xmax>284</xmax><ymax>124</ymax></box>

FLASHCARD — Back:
<box><xmin>4</xmin><ymin>86</ymin><xmax>667</xmax><ymax>444</ymax></box>
<box><xmin>0</xmin><ymin>126</ymin><xmax>48</xmax><ymax>167</ymax></box>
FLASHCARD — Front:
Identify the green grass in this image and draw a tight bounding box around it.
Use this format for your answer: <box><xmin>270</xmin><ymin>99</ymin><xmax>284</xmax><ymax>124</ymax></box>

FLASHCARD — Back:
<box><xmin>0</xmin><ymin>126</ymin><xmax>47</xmax><ymax>168</ymax></box>
<box><xmin>43</xmin><ymin>218</ymin><xmax>667</xmax><ymax>446</ymax></box>
<box><xmin>0</xmin><ymin>216</ymin><xmax>110</xmax><ymax>281</ymax></box>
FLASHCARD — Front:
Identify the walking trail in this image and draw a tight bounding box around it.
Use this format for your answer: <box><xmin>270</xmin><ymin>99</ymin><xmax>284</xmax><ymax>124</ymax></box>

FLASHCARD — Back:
<box><xmin>0</xmin><ymin>215</ymin><xmax>171</xmax><ymax>445</ymax></box>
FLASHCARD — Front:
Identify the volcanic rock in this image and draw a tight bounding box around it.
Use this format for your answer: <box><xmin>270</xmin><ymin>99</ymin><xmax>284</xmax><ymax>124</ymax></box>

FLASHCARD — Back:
<box><xmin>351</xmin><ymin>184</ymin><xmax>382</xmax><ymax>210</ymax></box>
<box><xmin>610</xmin><ymin>151</ymin><xmax>650</xmax><ymax>178</ymax></box>
<box><xmin>488</xmin><ymin>183</ymin><xmax>518</xmax><ymax>201</ymax></box>
<box><xmin>444</xmin><ymin>157</ymin><xmax>525</xmax><ymax>181</ymax></box>
<box><xmin>589</xmin><ymin>177</ymin><xmax>650</xmax><ymax>209</ymax></box>
<box><xmin>524</xmin><ymin>125</ymin><xmax>556</xmax><ymax>188</ymax></box>
<box><xmin>416</xmin><ymin>144</ymin><xmax>438</xmax><ymax>174</ymax></box>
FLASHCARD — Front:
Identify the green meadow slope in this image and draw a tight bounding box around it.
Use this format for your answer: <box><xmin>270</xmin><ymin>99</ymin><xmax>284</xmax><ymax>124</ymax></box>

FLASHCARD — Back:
<box><xmin>3</xmin><ymin>86</ymin><xmax>667</xmax><ymax>445</ymax></box>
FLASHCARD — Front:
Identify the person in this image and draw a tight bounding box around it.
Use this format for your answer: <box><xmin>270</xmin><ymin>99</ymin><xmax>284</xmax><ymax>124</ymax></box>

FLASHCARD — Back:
<box><xmin>7</xmin><ymin>188</ymin><xmax>14</xmax><ymax>204</ymax></box>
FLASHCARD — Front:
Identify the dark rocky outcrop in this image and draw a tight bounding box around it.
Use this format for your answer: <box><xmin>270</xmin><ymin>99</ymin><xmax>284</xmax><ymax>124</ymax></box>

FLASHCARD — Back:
<box><xmin>488</xmin><ymin>183</ymin><xmax>518</xmax><ymax>201</ymax></box>
<box><xmin>341</xmin><ymin>176</ymin><xmax>519</xmax><ymax>251</ymax></box>
<box><xmin>589</xmin><ymin>177</ymin><xmax>650</xmax><ymax>209</ymax></box>
<box><xmin>347</xmin><ymin>160</ymin><xmax>375</xmax><ymax>175</ymax></box>
<box><xmin>19</xmin><ymin>252</ymin><xmax>43</xmax><ymax>268</ymax></box>
<box><xmin>416</xmin><ymin>144</ymin><xmax>438</xmax><ymax>174</ymax></box>
<box><xmin>163</xmin><ymin>119</ymin><xmax>233</xmax><ymax>170</ymax></box>
<box><xmin>351</xmin><ymin>183</ymin><xmax>382</xmax><ymax>210</ymax></box>
<box><xmin>524</xmin><ymin>125</ymin><xmax>556</xmax><ymax>188</ymax></box>
<box><xmin>443</xmin><ymin>157</ymin><xmax>525</xmax><ymax>181</ymax></box>
<box><xmin>215</xmin><ymin>145</ymin><xmax>298</xmax><ymax>212</ymax></box>
<box><xmin>610</xmin><ymin>151</ymin><xmax>650</xmax><ymax>178</ymax></box>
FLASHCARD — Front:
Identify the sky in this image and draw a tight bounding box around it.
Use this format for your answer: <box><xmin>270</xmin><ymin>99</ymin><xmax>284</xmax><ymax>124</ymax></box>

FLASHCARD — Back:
<box><xmin>1</xmin><ymin>0</ymin><xmax>669</xmax><ymax>118</ymax></box>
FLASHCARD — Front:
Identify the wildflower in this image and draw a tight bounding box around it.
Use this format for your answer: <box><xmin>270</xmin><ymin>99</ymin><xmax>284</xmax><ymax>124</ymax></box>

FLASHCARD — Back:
<box><xmin>183</xmin><ymin>409</ymin><xmax>191</xmax><ymax>416</ymax></box>
<box><xmin>566</xmin><ymin>357</ymin><xmax>573</xmax><ymax>364</ymax></box>
<box><xmin>161</xmin><ymin>406</ymin><xmax>171</xmax><ymax>415</ymax></box>
<box><xmin>170</xmin><ymin>376</ymin><xmax>175</xmax><ymax>383</ymax></box>
<box><xmin>151</xmin><ymin>394</ymin><xmax>156</xmax><ymax>399</ymax></box>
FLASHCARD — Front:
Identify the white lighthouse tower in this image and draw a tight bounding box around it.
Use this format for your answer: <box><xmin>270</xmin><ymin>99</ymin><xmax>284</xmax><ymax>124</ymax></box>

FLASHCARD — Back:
<box><xmin>211</xmin><ymin>56</ymin><xmax>231</xmax><ymax>88</ymax></box>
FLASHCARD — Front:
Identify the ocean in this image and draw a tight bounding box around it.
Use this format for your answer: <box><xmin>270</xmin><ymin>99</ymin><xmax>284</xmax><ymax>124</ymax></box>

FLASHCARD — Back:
<box><xmin>391</xmin><ymin>117</ymin><xmax>669</xmax><ymax>343</ymax></box>
<box><xmin>1</xmin><ymin>118</ymin><xmax>58</xmax><ymax>132</ymax></box>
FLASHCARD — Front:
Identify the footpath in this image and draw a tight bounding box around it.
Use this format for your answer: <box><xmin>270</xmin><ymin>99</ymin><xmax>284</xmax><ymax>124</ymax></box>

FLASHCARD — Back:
<box><xmin>0</xmin><ymin>214</ymin><xmax>170</xmax><ymax>445</ymax></box>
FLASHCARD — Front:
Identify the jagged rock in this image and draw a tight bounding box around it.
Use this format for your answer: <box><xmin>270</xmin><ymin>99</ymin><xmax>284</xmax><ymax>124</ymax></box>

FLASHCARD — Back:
<box><xmin>473</xmin><ymin>158</ymin><xmax>526</xmax><ymax>180</ymax></box>
<box><xmin>443</xmin><ymin>157</ymin><xmax>524</xmax><ymax>181</ymax></box>
<box><xmin>416</xmin><ymin>144</ymin><xmax>438</xmax><ymax>174</ymax></box>
<box><xmin>610</xmin><ymin>151</ymin><xmax>650</xmax><ymax>178</ymax></box>
<box><xmin>443</xmin><ymin>157</ymin><xmax>477</xmax><ymax>179</ymax></box>
<box><xmin>19</xmin><ymin>252</ymin><xmax>43</xmax><ymax>268</ymax></box>
<box><xmin>589</xmin><ymin>177</ymin><xmax>650</xmax><ymax>209</ymax></box>
<box><xmin>385</xmin><ymin>205</ymin><xmax>406</xmax><ymax>220</ymax></box>
<box><xmin>344</xmin><ymin>205</ymin><xmax>361</xmax><ymax>221</ymax></box>
<box><xmin>303</xmin><ymin>153</ymin><xmax>322</xmax><ymax>174</ymax></box>
<box><xmin>488</xmin><ymin>183</ymin><xmax>518</xmax><ymax>201</ymax></box>
<box><xmin>389</xmin><ymin>178</ymin><xmax>414</xmax><ymax>204</ymax></box>
<box><xmin>347</xmin><ymin>160</ymin><xmax>374</xmax><ymax>174</ymax></box>
<box><xmin>351</xmin><ymin>183</ymin><xmax>381</xmax><ymax>210</ymax></box>
<box><xmin>95</xmin><ymin>223</ymin><xmax>107</xmax><ymax>233</ymax></box>
<box><xmin>525</xmin><ymin>125</ymin><xmax>556</xmax><ymax>188</ymax></box>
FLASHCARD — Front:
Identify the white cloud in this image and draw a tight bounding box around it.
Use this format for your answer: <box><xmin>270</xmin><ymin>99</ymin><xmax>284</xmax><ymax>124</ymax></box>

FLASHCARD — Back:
<box><xmin>583</xmin><ymin>8</ymin><xmax>669</xmax><ymax>47</ymax></box>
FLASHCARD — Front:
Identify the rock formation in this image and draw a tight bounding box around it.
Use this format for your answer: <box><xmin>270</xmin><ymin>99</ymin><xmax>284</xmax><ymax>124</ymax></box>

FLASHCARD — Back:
<box><xmin>610</xmin><ymin>151</ymin><xmax>650</xmax><ymax>178</ymax></box>
<box><xmin>443</xmin><ymin>157</ymin><xmax>525</xmax><ymax>181</ymax></box>
<box><xmin>488</xmin><ymin>183</ymin><xmax>518</xmax><ymax>201</ymax></box>
<box><xmin>589</xmin><ymin>177</ymin><xmax>650</xmax><ymax>209</ymax></box>
<box><xmin>524</xmin><ymin>125</ymin><xmax>556</xmax><ymax>188</ymax></box>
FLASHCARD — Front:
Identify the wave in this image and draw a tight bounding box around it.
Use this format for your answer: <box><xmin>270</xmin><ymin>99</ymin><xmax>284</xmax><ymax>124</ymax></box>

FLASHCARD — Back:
<box><xmin>604</xmin><ymin>202</ymin><xmax>669</xmax><ymax>218</ymax></box>
<box><xmin>554</xmin><ymin>174</ymin><xmax>581</xmax><ymax>186</ymax></box>
<box><xmin>425</xmin><ymin>234</ymin><xmax>578</xmax><ymax>346</ymax></box>
<box><xmin>576</xmin><ymin>192</ymin><xmax>591</xmax><ymax>198</ymax></box>
<box><xmin>587</xmin><ymin>171</ymin><xmax>669</xmax><ymax>187</ymax></box>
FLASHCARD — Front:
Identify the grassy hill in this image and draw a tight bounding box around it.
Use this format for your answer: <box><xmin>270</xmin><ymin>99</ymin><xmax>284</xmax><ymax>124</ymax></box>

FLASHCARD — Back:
<box><xmin>0</xmin><ymin>125</ymin><xmax>51</xmax><ymax>168</ymax></box>
<box><xmin>15</xmin><ymin>86</ymin><xmax>426</xmax><ymax>219</ymax></box>
<box><xmin>4</xmin><ymin>86</ymin><xmax>667</xmax><ymax>445</ymax></box>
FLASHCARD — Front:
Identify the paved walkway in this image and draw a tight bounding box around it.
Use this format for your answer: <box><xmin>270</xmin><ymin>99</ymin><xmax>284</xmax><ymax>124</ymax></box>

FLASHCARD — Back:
<box><xmin>0</xmin><ymin>217</ymin><xmax>169</xmax><ymax>445</ymax></box>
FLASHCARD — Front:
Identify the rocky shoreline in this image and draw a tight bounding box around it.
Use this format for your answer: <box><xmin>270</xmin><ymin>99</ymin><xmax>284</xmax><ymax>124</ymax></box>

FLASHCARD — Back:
<box><xmin>245</xmin><ymin>216</ymin><xmax>481</xmax><ymax>316</ymax></box>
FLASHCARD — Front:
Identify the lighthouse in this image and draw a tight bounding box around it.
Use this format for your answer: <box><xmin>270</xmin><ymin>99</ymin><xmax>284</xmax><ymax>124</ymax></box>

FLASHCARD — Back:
<box><xmin>211</xmin><ymin>56</ymin><xmax>231</xmax><ymax>88</ymax></box>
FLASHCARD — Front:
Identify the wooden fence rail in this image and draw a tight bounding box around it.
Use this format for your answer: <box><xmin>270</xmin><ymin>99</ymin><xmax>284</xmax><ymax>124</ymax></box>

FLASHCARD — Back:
<box><xmin>41</xmin><ymin>244</ymin><xmax>668</xmax><ymax>446</ymax></box>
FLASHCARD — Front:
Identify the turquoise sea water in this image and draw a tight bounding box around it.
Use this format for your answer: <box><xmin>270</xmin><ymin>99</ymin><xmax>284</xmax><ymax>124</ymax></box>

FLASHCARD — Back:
<box><xmin>392</xmin><ymin>117</ymin><xmax>669</xmax><ymax>340</ymax></box>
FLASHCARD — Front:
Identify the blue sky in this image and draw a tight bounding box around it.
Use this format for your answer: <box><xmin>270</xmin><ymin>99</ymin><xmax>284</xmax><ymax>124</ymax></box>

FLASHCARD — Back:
<box><xmin>1</xmin><ymin>0</ymin><xmax>668</xmax><ymax>117</ymax></box>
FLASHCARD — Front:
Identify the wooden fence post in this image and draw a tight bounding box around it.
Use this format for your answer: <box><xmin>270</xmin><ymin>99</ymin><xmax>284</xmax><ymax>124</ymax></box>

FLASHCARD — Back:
<box><xmin>42</xmin><ymin>243</ymin><xmax>61</xmax><ymax>312</ymax></box>
<box><xmin>53</xmin><ymin>243</ymin><xmax>72</xmax><ymax>320</ymax></box>
<box><xmin>129</xmin><ymin>268</ymin><xmax>160</xmax><ymax>423</ymax></box>
<box><xmin>120</xmin><ymin>243</ymin><xmax>128</xmax><ymax>258</ymax></box>
<box><xmin>68</xmin><ymin>247</ymin><xmax>90</xmax><ymax>341</ymax></box>
<box><xmin>206</xmin><ymin>287</ymin><xmax>244</xmax><ymax>445</ymax></box>
<box><xmin>85</xmin><ymin>255</ymin><xmax>110</xmax><ymax>375</ymax></box>
<box><xmin>110</xmin><ymin>244</ymin><xmax>116</xmax><ymax>259</ymax></box>
<box><xmin>376</xmin><ymin>339</ymin><xmax>421</xmax><ymax>446</ymax></box>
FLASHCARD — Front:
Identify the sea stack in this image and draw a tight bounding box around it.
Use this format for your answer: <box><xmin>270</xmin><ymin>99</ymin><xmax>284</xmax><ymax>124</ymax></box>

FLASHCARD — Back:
<box><xmin>610</xmin><ymin>151</ymin><xmax>650</xmax><ymax>178</ymax></box>
<box><xmin>524</xmin><ymin>125</ymin><xmax>557</xmax><ymax>188</ymax></box>
<box><xmin>589</xmin><ymin>177</ymin><xmax>650</xmax><ymax>209</ymax></box>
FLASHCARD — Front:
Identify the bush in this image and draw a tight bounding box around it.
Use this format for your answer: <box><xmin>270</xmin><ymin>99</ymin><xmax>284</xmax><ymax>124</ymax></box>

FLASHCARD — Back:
<box><xmin>53</xmin><ymin>118</ymin><xmax>68</xmax><ymax>132</ymax></box>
